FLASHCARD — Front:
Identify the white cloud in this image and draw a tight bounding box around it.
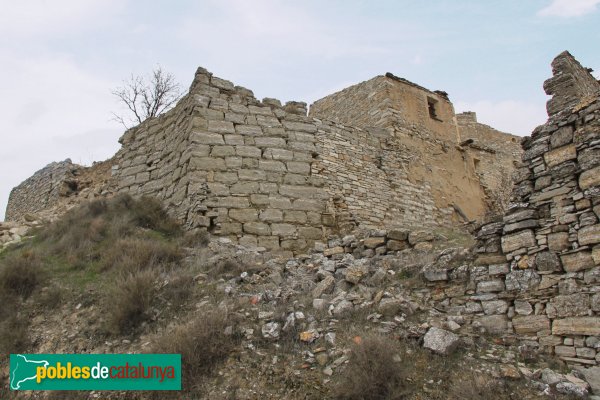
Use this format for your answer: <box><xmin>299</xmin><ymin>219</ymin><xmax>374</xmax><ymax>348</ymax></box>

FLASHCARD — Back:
<box><xmin>454</xmin><ymin>99</ymin><xmax>548</xmax><ymax>136</ymax></box>
<box><xmin>0</xmin><ymin>0</ymin><xmax>121</xmax><ymax>37</ymax></box>
<box><xmin>0</xmin><ymin>52</ymin><xmax>122</xmax><ymax>220</ymax></box>
<box><xmin>537</xmin><ymin>0</ymin><xmax>600</xmax><ymax>17</ymax></box>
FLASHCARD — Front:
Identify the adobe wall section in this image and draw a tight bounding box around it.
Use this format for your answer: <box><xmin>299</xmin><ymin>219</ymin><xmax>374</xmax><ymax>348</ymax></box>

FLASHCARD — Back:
<box><xmin>5</xmin><ymin>160</ymin><xmax>80</xmax><ymax>222</ymax></box>
<box><xmin>456</xmin><ymin>112</ymin><xmax>523</xmax><ymax>214</ymax></box>
<box><xmin>310</xmin><ymin>75</ymin><xmax>490</xmax><ymax>223</ymax></box>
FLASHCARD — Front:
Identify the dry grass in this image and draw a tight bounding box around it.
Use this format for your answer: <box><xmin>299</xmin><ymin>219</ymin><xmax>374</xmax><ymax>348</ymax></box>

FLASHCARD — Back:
<box><xmin>334</xmin><ymin>334</ymin><xmax>408</xmax><ymax>400</ymax></box>
<box><xmin>38</xmin><ymin>194</ymin><xmax>182</xmax><ymax>262</ymax></box>
<box><xmin>0</xmin><ymin>290</ymin><xmax>30</xmax><ymax>354</ymax></box>
<box><xmin>179</xmin><ymin>229</ymin><xmax>210</xmax><ymax>248</ymax></box>
<box><xmin>0</xmin><ymin>250</ymin><xmax>41</xmax><ymax>298</ymax></box>
<box><xmin>212</xmin><ymin>258</ymin><xmax>246</xmax><ymax>279</ymax></box>
<box><xmin>152</xmin><ymin>308</ymin><xmax>240</xmax><ymax>394</ymax></box>
<box><xmin>102</xmin><ymin>237</ymin><xmax>183</xmax><ymax>273</ymax></box>
<box><xmin>105</xmin><ymin>269</ymin><xmax>158</xmax><ymax>335</ymax></box>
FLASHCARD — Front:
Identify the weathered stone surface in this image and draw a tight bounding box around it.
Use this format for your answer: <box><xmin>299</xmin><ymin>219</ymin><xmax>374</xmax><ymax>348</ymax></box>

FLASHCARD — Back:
<box><xmin>546</xmin><ymin>293</ymin><xmax>590</xmax><ymax>318</ymax></box>
<box><xmin>388</xmin><ymin>229</ymin><xmax>409</xmax><ymax>241</ymax></box>
<box><xmin>312</xmin><ymin>275</ymin><xmax>335</xmax><ymax>298</ymax></box>
<box><xmin>229</xmin><ymin>209</ymin><xmax>258</xmax><ymax>223</ymax></box>
<box><xmin>579</xmin><ymin>224</ymin><xmax>600</xmax><ymax>246</ymax></box>
<box><xmin>543</xmin><ymin>51</ymin><xmax>600</xmax><ymax>116</ymax></box>
<box><xmin>386</xmin><ymin>240</ymin><xmax>409</xmax><ymax>251</ymax></box>
<box><xmin>243</xmin><ymin>222</ymin><xmax>271</xmax><ymax>236</ymax></box>
<box><xmin>556</xmin><ymin>381</ymin><xmax>589</xmax><ymax>398</ymax></box>
<box><xmin>512</xmin><ymin>315</ymin><xmax>550</xmax><ymax>335</ymax></box>
<box><xmin>561</xmin><ymin>251</ymin><xmax>595</xmax><ymax>272</ymax></box>
<box><xmin>477</xmin><ymin>280</ymin><xmax>505</xmax><ymax>293</ymax></box>
<box><xmin>501</xmin><ymin>230</ymin><xmax>536</xmax><ymax>253</ymax></box>
<box><xmin>477</xmin><ymin>315</ymin><xmax>508</xmax><ymax>334</ymax></box>
<box><xmin>324</xmin><ymin>246</ymin><xmax>344</xmax><ymax>257</ymax></box>
<box><xmin>550</xmin><ymin>126</ymin><xmax>574</xmax><ymax>148</ymax></box>
<box><xmin>363</xmin><ymin>237</ymin><xmax>385</xmax><ymax>248</ymax></box>
<box><xmin>514</xmin><ymin>300</ymin><xmax>533</xmax><ymax>316</ymax></box>
<box><xmin>345</xmin><ymin>264</ymin><xmax>368</xmax><ymax>285</ymax></box>
<box><xmin>262</xmin><ymin>322</ymin><xmax>281</xmax><ymax>339</ymax></box>
<box><xmin>422</xmin><ymin>327</ymin><xmax>460</xmax><ymax>355</ymax></box>
<box><xmin>578</xmin><ymin>147</ymin><xmax>600</xmax><ymax>170</ymax></box>
<box><xmin>544</xmin><ymin>144</ymin><xmax>577</xmax><ymax>167</ymax></box>
<box><xmin>505</xmin><ymin>269</ymin><xmax>540</xmax><ymax>291</ymax></box>
<box><xmin>377</xmin><ymin>298</ymin><xmax>409</xmax><ymax>316</ymax></box>
<box><xmin>554</xmin><ymin>345</ymin><xmax>577</xmax><ymax>357</ymax></box>
<box><xmin>482</xmin><ymin>300</ymin><xmax>508</xmax><ymax>315</ymax></box>
<box><xmin>548</xmin><ymin>232</ymin><xmax>570</xmax><ymax>252</ymax></box>
<box><xmin>552</xmin><ymin>317</ymin><xmax>600</xmax><ymax>336</ymax></box>
<box><xmin>580</xmin><ymin>166</ymin><xmax>600</xmax><ymax>189</ymax></box>
<box><xmin>423</xmin><ymin>266</ymin><xmax>448</xmax><ymax>282</ymax></box>
<box><xmin>580</xmin><ymin>366</ymin><xmax>600</xmax><ymax>395</ymax></box>
<box><xmin>535</xmin><ymin>251</ymin><xmax>562</xmax><ymax>272</ymax></box>
<box><xmin>208</xmin><ymin>120</ymin><xmax>235</xmax><ymax>134</ymax></box>
<box><xmin>191</xmin><ymin>131</ymin><xmax>224</xmax><ymax>145</ymax></box>
<box><xmin>408</xmin><ymin>230</ymin><xmax>434</xmax><ymax>245</ymax></box>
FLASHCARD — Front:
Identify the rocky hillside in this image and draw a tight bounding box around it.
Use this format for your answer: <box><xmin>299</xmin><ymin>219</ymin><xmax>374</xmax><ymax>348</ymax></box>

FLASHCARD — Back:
<box><xmin>0</xmin><ymin>195</ymin><xmax>596</xmax><ymax>399</ymax></box>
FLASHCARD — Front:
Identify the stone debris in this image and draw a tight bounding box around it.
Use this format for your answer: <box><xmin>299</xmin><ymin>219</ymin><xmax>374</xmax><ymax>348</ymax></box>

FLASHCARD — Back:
<box><xmin>422</xmin><ymin>327</ymin><xmax>460</xmax><ymax>355</ymax></box>
<box><xmin>2</xmin><ymin>50</ymin><xmax>599</xmax><ymax>399</ymax></box>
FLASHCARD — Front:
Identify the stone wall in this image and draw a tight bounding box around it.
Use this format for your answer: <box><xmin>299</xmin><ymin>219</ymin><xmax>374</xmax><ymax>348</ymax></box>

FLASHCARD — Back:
<box><xmin>456</xmin><ymin>112</ymin><xmax>523</xmax><ymax>215</ymax></box>
<box><xmin>313</xmin><ymin>124</ymin><xmax>443</xmax><ymax>230</ymax></box>
<box><xmin>5</xmin><ymin>159</ymin><xmax>80</xmax><ymax>222</ymax></box>
<box><xmin>110</xmin><ymin>66</ymin><xmax>498</xmax><ymax>252</ymax></box>
<box><xmin>112</xmin><ymin>67</ymin><xmax>335</xmax><ymax>254</ymax></box>
<box><xmin>310</xmin><ymin>73</ymin><xmax>458</xmax><ymax>142</ymax></box>
<box><xmin>427</xmin><ymin>52</ymin><xmax>600</xmax><ymax>366</ymax></box>
<box><xmin>310</xmin><ymin>74</ymin><xmax>502</xmax><ymax>224</ymax></box>
<box><xmin>6</xmin><ymin>64</ymin><xmax>524</xmax><ymax>249</ymax></box>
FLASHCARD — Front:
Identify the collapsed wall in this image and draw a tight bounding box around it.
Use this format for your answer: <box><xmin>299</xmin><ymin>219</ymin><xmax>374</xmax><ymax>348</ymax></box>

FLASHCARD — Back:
<box><xmin>423</xmin><ymin>51</ymin><xmax>600</xmax><ymax>365</ymax></box>
<box><xmin>5</xmin><ymin>159</ymin><xmax>80</xmax><ymax>222</ymax></box>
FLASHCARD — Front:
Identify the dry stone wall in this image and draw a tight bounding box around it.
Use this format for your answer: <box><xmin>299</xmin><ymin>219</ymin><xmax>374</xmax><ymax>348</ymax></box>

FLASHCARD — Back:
<box><xmin>6</xmin><ymin>64</ymin><xmax>522</xmax><ymax>250</ymax></box>
<box><xmin>313</xmin><ymin>124</ymin><xmax>445</xmax><ymax>230</ymax></box>
<box><xmin>423</xmin><ymin>52</ymin><xmax>600</xmax><ymax>366</ymax></box>
<box><xmin>112</xmin><ymin>67</ymin><xmax>489</xmax><ymax>252</ymax></box>
<box><xmin>113</xmin><ymin>67</ymin><xmax>332</xmax><ymax>254</ymax></box>
<box><xmin>309</xmin><ymin>72</ymin><xmax>520</xmax><ymax>223</ymax></box>
<box><xmin>5</xmin><ymin>159</ymin><xmax>80</xmax><ymax>222</ymax></box>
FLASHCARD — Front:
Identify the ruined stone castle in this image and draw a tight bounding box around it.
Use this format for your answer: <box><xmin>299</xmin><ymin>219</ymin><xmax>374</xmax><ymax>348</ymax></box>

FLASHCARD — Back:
<box><xmin>417</xmin><ymin>51</ymin><xmax>600</xmax><ymax>364</ymax></box>
<box><xmin>5</xmin><ymin>61</ymin><xmax>521</xmax><ymax>253</ymax></box>
<box><xmin>5</xmin><ymin>49</ymin><xmax>600</xmax><ymax>368</ymax></box>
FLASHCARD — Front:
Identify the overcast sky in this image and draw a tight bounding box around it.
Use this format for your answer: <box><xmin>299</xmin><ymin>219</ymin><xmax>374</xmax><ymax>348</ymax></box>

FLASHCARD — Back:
<box><xmin>1</xmin><ymin>0</ymin><xmax>599</xmax><ymax>221</ymax></box>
